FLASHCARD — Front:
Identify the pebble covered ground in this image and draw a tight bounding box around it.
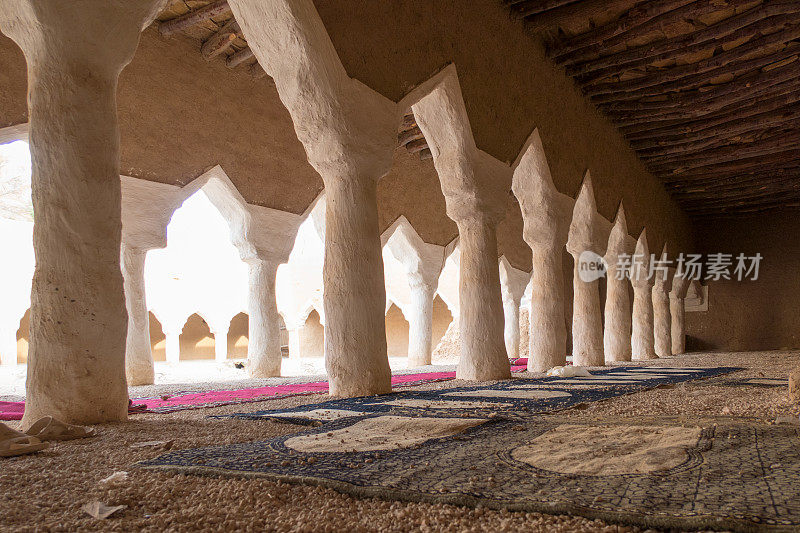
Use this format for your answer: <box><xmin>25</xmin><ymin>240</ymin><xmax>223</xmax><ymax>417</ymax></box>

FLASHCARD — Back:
<box><xmin>1</xmin><ymin>350</ymin><xmax>798</xmax><ymax>532</ymax></box>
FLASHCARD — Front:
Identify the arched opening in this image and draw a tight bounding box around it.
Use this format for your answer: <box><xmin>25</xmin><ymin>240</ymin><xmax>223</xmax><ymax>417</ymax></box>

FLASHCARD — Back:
<box><xmin>149</xmin><ymin>312</ymin><xmax>166</xmax><ymax>362</ymax></box>
<box><xmin>227</xmin><ymin>312</ymin><xmax>249</xmax><ymax>359</ymax></box>
<box><xmin>431</xmin><ymin>294</ymin><xmax>452</xmax><ymax>350</ymax></box>
<box><xmin>145</xmin><ymin>189</ymin><xmax>249</xmax><ymax>363</ymax></box>
<box><xmin>300</xmin><ymin>309</ymin><xmax>324</xmax><ymax>358</ymax></box>
<box><xmin>15</xmin><ymin>308</ymin><xmax>30</xmax><ymax>364</ymax></box>
<box><xmin>179</xmin><ymin>313</ymin><xmax>215</xmax><ymax>360</ymax></box>
<box><xmin>385</xmin><ymin>303</ymin><xmax>409</xmax><ymax>357</ymax></box>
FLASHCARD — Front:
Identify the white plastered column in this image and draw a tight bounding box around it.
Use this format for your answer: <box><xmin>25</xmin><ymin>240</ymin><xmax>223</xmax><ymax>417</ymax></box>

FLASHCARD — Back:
<box><xmin>566</xmin><ymin>174</ymin><xmax>611</xmax><ymax>367</ymax></box>
<box><xmin>209</xmin><ymin>320</ymin><xmax>230</xmax><ymax>362</ymax></box>
<box><xmin>411</xmin><ymin>72</ymin><xmax>511</xmax><ymax>381</ymax></box>
<box><xmin>230</xmin><ymin>0</ymin><xmax>397</xmax><ymax>396</ymax></box>
<box><xmin>120</xmin><ymin>176</ymin><xmax>178</xmax><ymax>386</ymax></box>
<box><xmin>669</xmin><ymin>270</ymin><xmax>691</xmax><ymax>355</ymax></box>
<box><xmin>652</xmin><ymin>244</ymin><xmax>673</xmax><ymax>358</ymax></box>
<box><xmin>165</xmin><ymin>329</ymin><xmax>181</xmax><ymax>364</ymax></box>
<box><xmin>499</xmin><ymin>256</ymin><xmax>531</xmax><ymax>359</ymax></box>
<box><xmin>603</xmin><ymin>205</ymin><xmax>635</xmax><ymax>362</ymax></box>
<box><xmin>0</xmin><ymin>0</ymin><xmax>167</xmax><ymax>425</ymax></box>
<box><xmin>247</xmin><ymin>259</ymin><xmax>281</xmax><ymax>375</ymax></box>
<box><xmin>121</xmin><ymin>245</ymin><xmax>155</xmax><ymax>385</ymax></box>
<box><xmin>246</xmin><ymin>206</ymin><xmax>303</xmax><ymax>378</ymax></box>
<box><xmin>512</xmin><ymin>131</ymin><xmax>574</xmax><ymax>372</ymax></box>
<box><xmin>383</xmin><ymin>217</ymin><xmax>445</xmax><ymax>367</ymax></box>
<box><xmin>631</xmin><ymin>230</ymin><xmax>657</xmax><ymax>360</ymax></box>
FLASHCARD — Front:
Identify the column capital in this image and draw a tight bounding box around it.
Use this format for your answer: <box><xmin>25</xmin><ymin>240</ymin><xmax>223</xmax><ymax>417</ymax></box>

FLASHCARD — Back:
<box><xmin>0</xmin><ymin>1</ymin><xmax>167</xmax><ymax>71</ymax></box>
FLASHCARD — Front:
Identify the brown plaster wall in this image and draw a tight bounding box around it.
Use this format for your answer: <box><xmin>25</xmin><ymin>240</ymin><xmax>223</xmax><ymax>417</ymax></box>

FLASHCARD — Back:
<box><xmin>685</xmin><ymin>210</ymin><xmax>800</xmax><ymax>352</ymax></box>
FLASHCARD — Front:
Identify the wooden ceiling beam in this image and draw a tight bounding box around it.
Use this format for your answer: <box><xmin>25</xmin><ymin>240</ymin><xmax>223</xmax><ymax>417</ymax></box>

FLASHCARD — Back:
<box><xmin>549</xmin><ymin>0</ymin><xmax>695</xmax><ymax>60</ymax></box>
<box><xmin>159</xmin><ymin>0</ymin><xmax>230</xmax><ymax>37</ymax></box>
<box><xmin>569</xmin><ymin>1</ymin><xmax>800</xmax><ymax>78</ymax></box>
<box><xmin>590</xmin><ymin>44</ymin><xmax>800</xmax><ymax>104</ymax></box>
<box><xmin>641</xmin><ymin>126</ymin><xmax>799</xmax><ymax>160</ymax></box>
<box><xmin>666</xmin><ymin>169</ymin><xmax>800</xmax><ymax>189</ymax></box>
<box><xmin>663</xmin><ymin>163</ymin><xmax>800</xmax><ymax>184</ymax></box>
<box><xmin>608</xmin><ymin>76</ymin><xmax>799</xmax><ymax>126</ymax></box>
<box><xmin>512</xmin><ymin>0</ymin><xmax>584</xmax><ymax>17</ymax></box>
<box><xmin>625</xmin><ymin>102</ymin><xmax>800</xmax><ymax>144</ymax></box>
<box><xmin>678</xmin><ymin>186</ymin><xmax>800</xmax><ymax>206</ymax></box>
<box><xmin>553</xmin><ymin>0</ymin><xmax>752</xmax><ymax>65</ymax></box>
<box><xmin>226</xmin><ymin>47</ymin><xmax>254</xmax><ymax>69</ymax></box>
<box><xmin>631</xmin><ymin>115</ymin><xmax>800</xmax><ymax>151</ymax></box>
<box><xmin>513</xmin><ymin>0</ymin><xmax>637</xmax><ymax>32</ymax></box>
<box><xmin>662</xmin><ymin>156</ymin><xmax>800</xmax><ymax>183</ymax></box>
<box><xmin>622</xmin><ymin>88</ymin><xmax>800</xmax><ymax>138</ymax></box>
<box><xmin>585</xmin><ymin>27</ymin><xmax>800</xmax><ymax>98</ymax></box>
<box><xmin>644</xmin><ymin>133</ymin><xmax>800</xmax><ymax>168</ymax></box>
<box><xmin>656</xmin><ymin>149</ymin><xmax>800</xmax><ymax>178</ymax></box>
<box><xmin>577</xmin><ymin>12</ymin><xmax>800</xmax><ymax>86</ymax></box>
<box><xmin>671</xmin><ymin>177</ymin><xmax>800</xmax><ymax>196</ymax></box>
<box><xmin>601</xmin><ymin>60</ymin><xmax>799</xmax><ymax>113</ymax></box>
<box><xmin>681</xmin><ymin>192</ymin><xmax>800</xmax><ymax>213</ymax></box>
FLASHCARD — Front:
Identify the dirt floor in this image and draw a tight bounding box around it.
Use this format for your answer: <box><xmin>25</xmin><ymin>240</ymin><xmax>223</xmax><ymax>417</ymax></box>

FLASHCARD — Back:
<box><xmin>2</xmin><ymin>350</ymin><xmax>798</xmax><ymax>532</ymax></box>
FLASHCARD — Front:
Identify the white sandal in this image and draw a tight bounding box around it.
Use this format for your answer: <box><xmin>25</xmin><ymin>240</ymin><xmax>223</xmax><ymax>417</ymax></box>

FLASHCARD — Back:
<box><xmin>25</xmin><ymin>416</ymin><xmax>96</xmax><ymax>441</ymax></box>
<box><xmin>0</xmin><ymin>423</ymin><xmax>48</xmax><ymax>458</ymax></box>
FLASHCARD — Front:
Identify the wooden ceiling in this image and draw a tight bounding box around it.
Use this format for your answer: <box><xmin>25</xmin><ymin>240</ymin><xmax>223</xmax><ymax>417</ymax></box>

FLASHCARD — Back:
<box><xmin>507</xmin><ymin>0</ymin><xmax>800</xmax><ymax>218</ymax></box>
<box><xmin>159</xmin><ymin>0</ymin><xmax>799</xmax><ymax>218</ymax></box>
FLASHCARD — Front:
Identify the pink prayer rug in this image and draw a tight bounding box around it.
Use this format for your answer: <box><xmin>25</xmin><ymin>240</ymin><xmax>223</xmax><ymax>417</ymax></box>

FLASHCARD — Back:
<box><xmin>0</xmin><ymin>363</ymin><xmax>529</xmax><ymax>419</ymax></box>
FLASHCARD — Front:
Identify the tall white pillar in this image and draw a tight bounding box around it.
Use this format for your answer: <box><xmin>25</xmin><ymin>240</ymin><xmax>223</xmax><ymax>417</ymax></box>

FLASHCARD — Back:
<box><xmin>121</xmin><ymin>244</ymin><xmax>155</xmax><ymax>386</ymax></box>
<box><xmin>247</xmin><ymin>259</ymin><xmax>282</xmax><ymax>377</ymax></box>
<box><xmin>499</xmin><ymin>257</ymin><xmax>531</xmax><ymax>359</ymax></box>
<box><xmin>566</xmin><ymin>175</ymin><xmax>610</xmax><ymax>367</ymax></box>
<box><xmin>407</xmin><ymin>280</ymin><xmax>436</xmax><ymax>367</ymax></box>
<box><xmin>287</xmin><ymin>328</ymin><xmax>302</xmax><ymax>360</ymax></box>
<box><xmin>213</xmin><ymin>325</ymin><xmax>229</xmax><ymax>363</ymax></box>
<box><xmin>603</xmin><ymin>205</ymin><xmax>635</xmax><ymax>362</ymax></box>
<box><xmin>383</xmin><ymin>217</ymin><xmax>445</xmax><ymax>368</ymax></box>
<box><xmin>454</xmin><ymin>215</ymin><xmax>511</xmax><ymax>380</ymax></box>
<box><xmin>652</xmin><ymin>245</ymin><xmax>673</xmax><ymax>358</ymax></box>
<box><xmin>412</xmin><ymin>74</ymin><xmax>511</xmax><ymax>382</ymax></box>
<box><xmin>512</xmin><ymin>130</ymin><xmax>574</xmax><ymax>373</ymax></box>
<box><xmin>669</xmin><ymin>271</ymin><xmax>691</xmax><ymax>355</ymax></box>
<box><xmin>231</xmin><ymin>0</ymin><xmax>396</xmax><ymax>397</ymax></box>
<box><xmin>631</xmin><ymin>230</ymin><xmax>657</xmax><ymax>360</ymax></box>
<box><xmin>1</xmin><ymin>0</ymin><xmax>167</xmax><ymax>425</ymax></box>
<box><xmin>165</xmin><ymin>330</ymin><xmax>181</xmax><ymax>365</ymax></box>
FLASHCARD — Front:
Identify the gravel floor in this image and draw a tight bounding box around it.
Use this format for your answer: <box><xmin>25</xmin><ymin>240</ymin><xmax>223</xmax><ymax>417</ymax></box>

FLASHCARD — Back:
<box><xmin>1</xmin><ymin>350</ymin><xmax>798</xmax><ymax>532</ymax></box>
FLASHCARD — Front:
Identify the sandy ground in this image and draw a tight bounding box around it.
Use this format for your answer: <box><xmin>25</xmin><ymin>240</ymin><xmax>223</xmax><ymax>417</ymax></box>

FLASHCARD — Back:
<box><xmin>1</xmin><ymin>350</ymin><xmax>798</xmax><ymax>532</ymax></box>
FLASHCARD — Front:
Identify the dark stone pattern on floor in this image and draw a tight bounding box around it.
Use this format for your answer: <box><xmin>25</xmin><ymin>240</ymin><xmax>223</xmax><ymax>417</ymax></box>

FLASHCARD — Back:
<box><xmin>213</xmin><ymin>367</ymin><xmax>740</xmax><ymax>426</ymax></box>
<box><xmin>137</xmin><ymin>416</ymin><xmax>800</xmax><ymax>532</ymax></box>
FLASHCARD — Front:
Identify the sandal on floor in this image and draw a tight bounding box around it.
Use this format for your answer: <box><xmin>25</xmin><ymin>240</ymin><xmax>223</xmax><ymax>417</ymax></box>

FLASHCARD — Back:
<box><xmin>25</xmin><ymin>416</ymin><xmax>96</xmax><ymax>441</ymax></box>
<box><xmin>0</xmin><ymin>423</ymin><xmax>49</xmax><ymax>458</ymax></box>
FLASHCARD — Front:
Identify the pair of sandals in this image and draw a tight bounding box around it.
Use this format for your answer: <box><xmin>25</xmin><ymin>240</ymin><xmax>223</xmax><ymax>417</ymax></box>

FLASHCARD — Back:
<box><xmin>1</xmin><ymin>416</ymin><xmax>95</xmax><ymax>458</ymax></box>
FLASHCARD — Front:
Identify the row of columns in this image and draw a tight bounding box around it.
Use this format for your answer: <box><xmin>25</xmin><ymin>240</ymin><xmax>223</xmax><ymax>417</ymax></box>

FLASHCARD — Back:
<box><xmin>1</xmin><ymin>0</ymin><xmax>692</xmax><ymax>425</ymax></box>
